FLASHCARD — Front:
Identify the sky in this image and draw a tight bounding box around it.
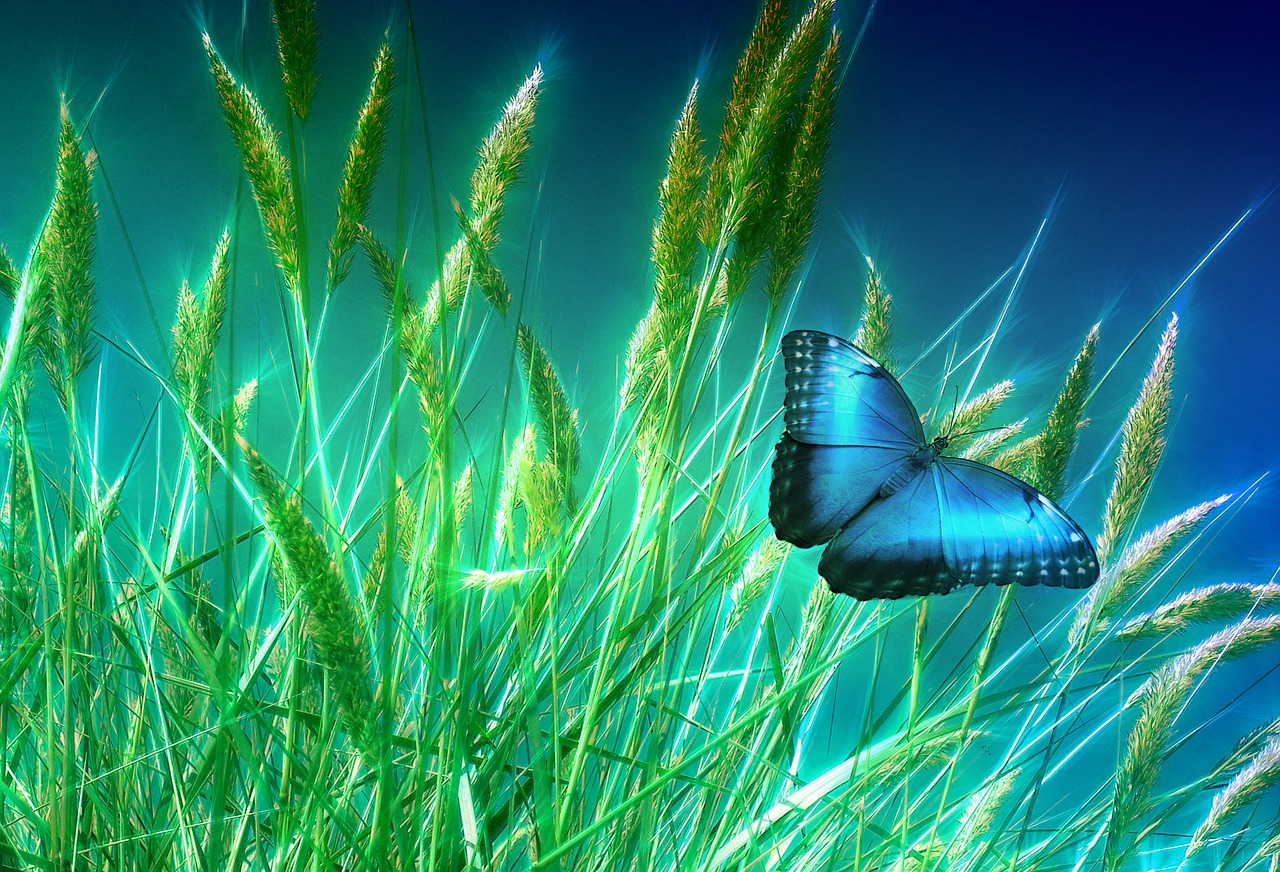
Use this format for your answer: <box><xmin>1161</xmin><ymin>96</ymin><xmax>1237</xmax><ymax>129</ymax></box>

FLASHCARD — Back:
<box><xmin>0</xmin><ymin>1</ymin><xmax>1276</xmax><ymax>570</ymax></box>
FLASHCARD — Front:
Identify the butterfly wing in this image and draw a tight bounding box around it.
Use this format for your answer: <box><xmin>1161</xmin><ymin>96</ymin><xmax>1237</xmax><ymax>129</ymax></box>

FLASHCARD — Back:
<box><xmin>817</xmin><ymin>465</ymin><xmax>956</xmax><ymax>599</ymax></box>
<box><xmin>933</xmin><ymin>457</ymin><xmax>1099</xmax><ymax>590</ymax></box>
<box><xmin>770</xmin><ymin>330</ymin><xmax>923</xmax><ymax>547</ymax></box>
<box><xmin>778</xmin><ymin>330</ymin><xmax>925</xmax><ymax>447</ymax></box>
<box><xmin>818</xmin><ymin>457</ymin><xmax>1100</xmax><ymax>600</ymax></box>
<box><xmin>770</xmin><ymin>434</ymin><xmax>909</xmax><ymax>548</ymax></box>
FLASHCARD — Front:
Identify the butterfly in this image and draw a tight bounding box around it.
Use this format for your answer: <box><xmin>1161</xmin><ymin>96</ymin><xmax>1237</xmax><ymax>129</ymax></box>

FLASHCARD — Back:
<box><xmin>769</xmin><ymin>329</ymin><xmax>1100</xmax><ymax>600</ymax></box>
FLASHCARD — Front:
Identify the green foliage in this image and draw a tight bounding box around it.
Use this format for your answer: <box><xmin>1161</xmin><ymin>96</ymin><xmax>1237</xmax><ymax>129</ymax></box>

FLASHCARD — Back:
<box><xmin>0</xmin><ymin>2</ymin><xmax>1272</xmax><ymax>871</ymax></box>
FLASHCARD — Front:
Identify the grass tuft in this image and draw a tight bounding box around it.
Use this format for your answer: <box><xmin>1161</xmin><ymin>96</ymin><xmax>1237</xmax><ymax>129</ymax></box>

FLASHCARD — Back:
<box><xmin>328</xmin><ymin>41</ymin><xmax>393</xmax><ymax>291</ymax></box>
<box><xmin>205</xmin><ymin>33</ymin><xmax>301</xmax><ymax>299</ymax></box>
<box><xmin>271</xmin><ymin>0</ymin><xmax>320</xmax><ymax>121</ymax></box>
<box><xmin>1096</xmin><ymin>314</ymin><xmax>1177</xmax><ymax>566</ymax></box>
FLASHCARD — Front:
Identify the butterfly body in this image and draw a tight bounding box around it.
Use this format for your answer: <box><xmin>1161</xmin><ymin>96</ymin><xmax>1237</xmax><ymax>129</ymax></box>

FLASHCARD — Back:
<box><xmin>769</xmin><ymin>330</ymin><xmax>1100</xmax><ymax>600</ymax></box>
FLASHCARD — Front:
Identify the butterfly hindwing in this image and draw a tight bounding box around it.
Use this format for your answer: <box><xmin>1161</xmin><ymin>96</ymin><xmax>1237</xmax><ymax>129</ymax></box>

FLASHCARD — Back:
<box><xmin>817</xmin><ymin>466</ymin><xmax>957</xmax><ymax>599</ymax></box>
<box><xmin>932</xmin><ymin>457</ymin><xmax>1099</xmax><ymax>591</ymax></box>
<box><xmin>816</xmin><ymin>457</ymin><xmax>1099</xmax><ymax>600</ymax></box>
<box><xmin>769</xmin><ymin>433</ymin><xmax>911</xmax><ymax>548</ymax></box>
<box><xmin>780</xmin><ymin>330</ymin><xmax>925</xmax><ymax>448</ymax></box>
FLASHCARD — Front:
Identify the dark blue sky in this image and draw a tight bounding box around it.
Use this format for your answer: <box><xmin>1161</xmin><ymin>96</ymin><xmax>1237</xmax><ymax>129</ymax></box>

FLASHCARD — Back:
<box><xmin>0</xmin><ymin>0</ymin><xmax>1276</xmax><ymax>570</ymax></box>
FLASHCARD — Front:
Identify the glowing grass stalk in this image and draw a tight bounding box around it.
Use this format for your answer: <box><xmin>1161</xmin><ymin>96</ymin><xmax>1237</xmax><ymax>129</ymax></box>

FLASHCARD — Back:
<box><xmin>359</xmin><ymin>225</ymin><xmax>416</xmax><ymax>313</ymax></box>
<box><xmin>763</xmin><ymin>28</ymin><xmax>839</xmax><ymax>306</ymax></box>
<box><xmin>934</xmin><ymin>380</ymin><xmax>1013</xmax><ymax>445</ymax></box>
<box><xmin>456</xmin><ymin>199</ymin><xmax>511</xmax><ymax>313</ymax></box>
<box><xmin>1105</xmin><ymin>615</ymin><xmax>1280</xmax><ymax>870</ymax></box>
<box><xmin>517</xmin><ymin>322</ymin><xmax>581</xmax><ymax>513</ymax></box>
<box><xmin>724</xmin><ymin>0</ymin><xmax>833</xmax><ymax>238</ymax></box>
<box><xmin>1</xmin><ymin>435</ymin><xmax>34</xmax><ymax>621</ymax></box>
<box><xmin>1115</xmin><ymin>581</ymin><xmax>1280</xmax><ymax>641</ymax></box>
<box><xmin>495</xmin><ymin>424</ymin><xmax>535</xmax><ymax>550</ymax></box>
<box><xmin>430</xmin><ymin>66</ymin><xmax>543</xmax><ymax>319</ymax></box>
<box><xmin>171</xmin><ymin>230</ymin><xmax>231</xmax><ymax>487</ymax></box>
<box><xmin>624</xmin><ymin>84</ymin><xmax>705</xmax><ymax>415</ymax></box>
<box><xmin>271</xmin><ymin>0</ymin><xmax>320</xmax><ymax>121</ymax></box>
<box><xmin>725</xmin><ymin>536</ymin><xmax>789</xmax><ymax>633</ymax></box>
<box><xmin>961</xmin><ymin>417</ymin><xmax>1025</xmax><ymax>463</ymax></box>
<box><xmin>36</xmin><ymin>110</ymin><xmax>98</xmax><ymax>410</ymax></box>
<box><xmin>1072</xmin><ymin>495</ymin><xmax>1228</xmax><ymax>644</ymax></box>
<box><xmin>453</xmin><ymin>461</ymin><xmax>474</xmax><ymax>531</ymax></box>
<box><xmin>228</xmin><ymin>378</ymin><xmax>257</xmax><ymax>437</ymax></box>
<box><xmin>471</xmin><ymin>67</ymin><xmax>541</xmax><ymax>252</ymax></box>
<box><xmin>782</xmin><ymin>583</ymin><xmax>835</xmax><ymax>717</ymax></box>
<box><xmin>1028</xmin><ymin>324</ymin><xmax>1098</xmax><ymax>500</ymax></box>
<box><xmin>0</xmin><ymin>246</ymin><xmax>16</xmax><ymax>297</ymax></box>
<box><xmin>855</xmin><ymin>257</ymin><xmax>894</xmax><ymax>373</ymax></box>
<box><xmin>328</xmin><ymin>41</ymin><xmax>393</xmax><ymax>291</ymax></box>
<box><xmin>237</xmin><ymin>433</ymin><xmax>373</xmax><ymax>753</ymax></box>
<box><xmin>0</xmin><ymin>256</ymin><xmax>46</xmax><ymax>416</ymax></box>
<box><xmin>651</xmin><ymin>84</ymin><xmax>705</xmax><ymax>333</ymax></box>
<box><xmin>702</xmin><ymin>0</ymin><xmax>790</xmax><ymax>247</ymax></box>
<box><xmin>1189</xmin><ymin>736</ymin><xmax>1280</xmax><ymax>856</ymax></box>
<box><xmin>717</xmin><ymin>0</ymin><xmax>833</xmax><ymax>304</ymax></box>
<box><xmin>205</xmin><ymin>34</ymin><xmax>301</xmax><ymax>299</ymax></box>
<box><xmin>1096</xmin><ymin>315</ymin><xmax>1177</xmax><ymax>566</ymax></box>
<box><xmin>401</xmin><ymin>312</ymin><xmax>446</xmax><ymax>440</ymax></box>
<box><xmin>947</xmin><ymin>768</ymin><xmax>1019</xmax><ymax>870</ymax></box>
<box><xmin>520</xmin><ymin>458</ymin><xmax>565</xmax><ymax>553</ymax></box>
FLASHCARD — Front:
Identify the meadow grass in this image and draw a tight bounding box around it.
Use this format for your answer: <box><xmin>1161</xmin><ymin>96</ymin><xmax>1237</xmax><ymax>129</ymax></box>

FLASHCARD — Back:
<box><xmin>0</xmin><ymin>1</ymin><xmax>1276</xmax><ymax>869</ymax></box>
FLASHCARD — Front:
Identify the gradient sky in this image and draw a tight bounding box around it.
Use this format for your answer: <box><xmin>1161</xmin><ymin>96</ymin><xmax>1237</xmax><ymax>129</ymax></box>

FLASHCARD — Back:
<box><xmin>0</xmin><ymin>0</ymin><xmax>1276</xmax><ymax>570</ymax></box>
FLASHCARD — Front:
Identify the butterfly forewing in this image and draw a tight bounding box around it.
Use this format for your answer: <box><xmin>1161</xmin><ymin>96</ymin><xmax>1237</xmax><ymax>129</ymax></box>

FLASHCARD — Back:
<box><xmin>780</xmin><ymin>330</ymin><xmax>925</xmax><ymax>448</ymax></box>
<box><xmin>934</xmin><ymin>458</ymin><xmax>1099</xmax><ymax>590</ymax></box>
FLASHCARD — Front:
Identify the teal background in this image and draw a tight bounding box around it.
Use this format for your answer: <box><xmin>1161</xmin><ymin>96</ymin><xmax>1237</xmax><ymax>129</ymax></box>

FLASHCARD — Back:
<box><xmin>0</xmin><ymin>0</ymin><xmax>1276</xmax><ymax>672</ymax></box>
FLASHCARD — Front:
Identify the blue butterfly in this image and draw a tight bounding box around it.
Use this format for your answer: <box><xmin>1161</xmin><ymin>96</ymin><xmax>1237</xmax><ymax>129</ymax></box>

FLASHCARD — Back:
<box><xmin>769</xmin><ymin>330</ymin><xmax>1100</xmax><ymax>600</ymax></box>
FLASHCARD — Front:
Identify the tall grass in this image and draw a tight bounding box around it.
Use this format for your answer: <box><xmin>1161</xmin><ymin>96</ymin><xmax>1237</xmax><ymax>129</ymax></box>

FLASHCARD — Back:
<box><xmin>0</xmin><ymin>1</ymin><xmax>1275</xmax><ymax>869</ymax></box>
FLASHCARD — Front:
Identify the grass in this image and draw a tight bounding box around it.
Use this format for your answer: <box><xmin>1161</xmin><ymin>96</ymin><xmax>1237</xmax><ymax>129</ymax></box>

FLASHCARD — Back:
<box><xmin>0</xmin><ymin>0</ymin><xmax>1276</xmax><ymax>869</ymax></box>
